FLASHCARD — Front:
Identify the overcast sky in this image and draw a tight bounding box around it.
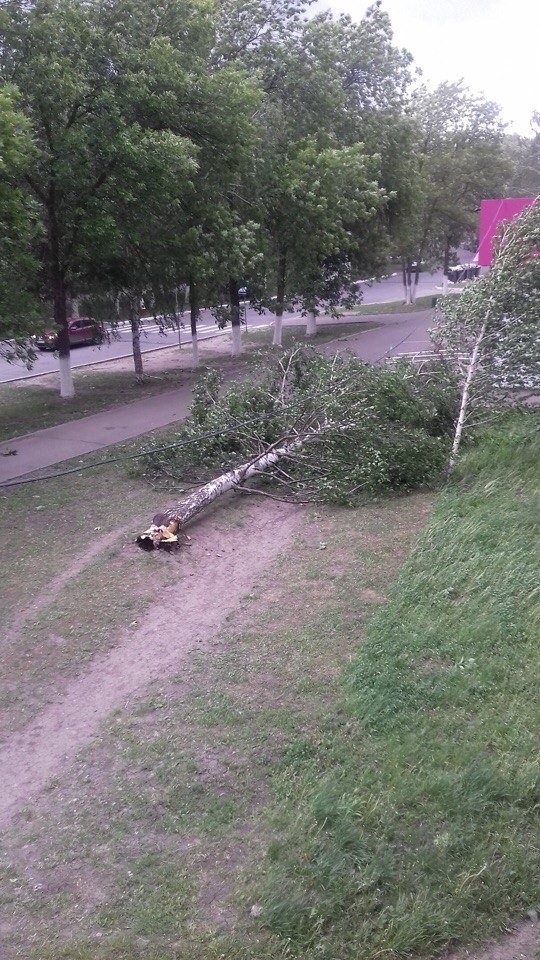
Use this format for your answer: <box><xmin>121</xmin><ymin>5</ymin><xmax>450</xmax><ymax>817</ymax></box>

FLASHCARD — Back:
<box><xmin>314</xmin><ymin>0</ymin><xmax>539</xmax><ymax>137</ymax></box>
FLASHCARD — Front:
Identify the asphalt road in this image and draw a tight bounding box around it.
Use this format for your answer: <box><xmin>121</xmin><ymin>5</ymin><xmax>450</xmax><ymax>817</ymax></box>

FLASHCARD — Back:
<box><xmin>0</xmin><ymin>270</ymin><xmax>445</xmax><ymax>384</ymax></box>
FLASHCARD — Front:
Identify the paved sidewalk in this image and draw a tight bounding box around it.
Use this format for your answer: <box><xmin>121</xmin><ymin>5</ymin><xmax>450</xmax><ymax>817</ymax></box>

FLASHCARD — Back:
<box><xmin>0</xmin><ymin>386</ymin><xmax>195</xmax><ymax>484</ymax></box>
<box><xmin>0</xmin><ymin>309</ymin><xmax>434</xmax><ymax>484</ymax></box>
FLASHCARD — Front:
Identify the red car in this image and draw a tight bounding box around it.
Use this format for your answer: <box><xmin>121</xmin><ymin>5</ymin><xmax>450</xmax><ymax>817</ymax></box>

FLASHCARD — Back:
<box><xmin>34</xmin><ymin>317</ymin><xmax>101</xmax><ymax>351</ymax></box>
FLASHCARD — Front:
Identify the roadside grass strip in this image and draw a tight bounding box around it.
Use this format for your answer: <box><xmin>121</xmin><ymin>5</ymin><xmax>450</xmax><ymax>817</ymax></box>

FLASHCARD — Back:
<box><xmin>257</xmin><ymin>410</ymin><xmax>540</xmax><ymax>957</ymax></box>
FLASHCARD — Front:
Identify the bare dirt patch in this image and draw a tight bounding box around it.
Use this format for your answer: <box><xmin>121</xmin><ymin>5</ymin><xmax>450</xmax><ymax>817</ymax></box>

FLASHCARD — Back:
<box><xmin>0</xmin><ymin>497</ymin><xmax>302</xmax><ymax>827</ymax></box>
<box><xmin>447</xmin><ymin>919</ymin><xmax>539</xmax><ymax>960</ymax></box>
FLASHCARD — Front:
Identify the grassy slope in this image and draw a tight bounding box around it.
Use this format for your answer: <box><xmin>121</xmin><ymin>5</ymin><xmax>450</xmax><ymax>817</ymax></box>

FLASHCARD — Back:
<box><xmin>257</xmin><ymin>411</ymin><xmax>540</xmax><ymax>957</ymax></box>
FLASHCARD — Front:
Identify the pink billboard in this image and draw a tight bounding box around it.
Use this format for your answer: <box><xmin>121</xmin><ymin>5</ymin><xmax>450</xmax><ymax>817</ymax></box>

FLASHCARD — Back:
<box><xmin>478</xmin><ymin>197</ymin><xmax>535</xmax><ymax>266</ymax></box>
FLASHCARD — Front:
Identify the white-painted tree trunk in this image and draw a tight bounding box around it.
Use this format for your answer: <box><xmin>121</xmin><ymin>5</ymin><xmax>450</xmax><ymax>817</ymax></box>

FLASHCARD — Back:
<box><xmin>137</xmin><ymin>438</ymin><xmax>303</xmax><ymax>549</ymax></box>
<box><xmin>306</xmin><ymin>312</ymin><xmax>317</xmax><ymax>337</ymax></box>
<box><xmin>59</xmin><ymin>354</ymin><xmax>75</xmax><ymax>399</ymax></box>
<box><xmin>191</xmin><ymin>331</ymin><xmax>199</xmax><ymax>368</ymax></box>
<box><xmin>442</xmin><ymin>274</ymin><xmax>449</xmax><ymax>296</ymax></box>
<box><xmin>273</xmin><ymin>315</ymin><xmax>283</xmax><ymax>346</ymax></box>
<box><xmin>448</xmin><ymin>319</ymin><xmax>487</xmax><ymax>472</ymax></box>
<box><xmin>231</xmin><ymin>323</ymin><xmax>242</xmax><ymax>357</ymax></box>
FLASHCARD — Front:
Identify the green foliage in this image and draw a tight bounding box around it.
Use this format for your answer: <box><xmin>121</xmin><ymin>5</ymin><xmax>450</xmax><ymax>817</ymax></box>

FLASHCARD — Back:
<box><xmin>0</xmin><ymin>84</ymin><xmax>40</xmax><ymax>363</ymax></box>
<box><xmin>0</xmin><ymin>0</ymin><xmax>260</xmax><ymax>379</ymax></box>
<box><xmin>138</xmin><ymin>348</ymin><xmax>458</xmax><ymax>499</ymax></box>
<box><xmin>396</xmin><ymin>81</ymin><xmax>510</xmax><ymax>279</ymax></box>
<box><xmin>504</xmin><ymin>112</ymin><xmax>540</xmax><ymax>197</ymax></box>
<box><xmin>434</xmin><ymin>198</ymin><xmax>540</xmax><ymax>395</ymax></box>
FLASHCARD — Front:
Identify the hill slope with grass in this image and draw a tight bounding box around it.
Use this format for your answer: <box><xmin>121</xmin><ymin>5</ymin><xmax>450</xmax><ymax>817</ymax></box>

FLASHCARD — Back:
<box><xmin>257</xmin><ymin>411</ymin><xmax>540</xmax><ymax>958</ymax></box>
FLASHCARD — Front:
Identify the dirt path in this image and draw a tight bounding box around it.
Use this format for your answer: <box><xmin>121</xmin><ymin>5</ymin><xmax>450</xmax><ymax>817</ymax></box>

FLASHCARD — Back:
<box><xmin>0</xmin><ymin>499</ymin><xmax>302</xmax><ymax>827</ymax></box>
<box><xmin>447</xmin><ymin>921</ymin><xmax>539</xmax><ymax>960</ymax></box>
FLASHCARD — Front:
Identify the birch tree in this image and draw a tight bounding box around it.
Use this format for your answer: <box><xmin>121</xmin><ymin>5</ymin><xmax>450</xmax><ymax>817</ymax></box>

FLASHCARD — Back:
<box><xmin>136</xmin><ymin>347</ymin><xmax>458</xmax><ymax>546</ymax></box>
<box><xmin>433</xmin><ymin>198</ymin><xmax>540</xmax><ymax>468</ymax></box>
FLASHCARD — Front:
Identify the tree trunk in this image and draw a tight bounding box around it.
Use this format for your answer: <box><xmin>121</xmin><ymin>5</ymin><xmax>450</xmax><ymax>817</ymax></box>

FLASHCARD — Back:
<box><xmin>273</xmin><ymin>249</ymin><xmax>287</xmax><ymax>347</ymax></box>
<box><xmin>190</xmin><ymin>278</ymin><xmax>199</xmax><ymax>368</ymax></box>
<box><xmin>136</xmin><ymin>438</ymin><xmax>303</xmax><ymax>550</ymax></box>
<box><xmin>442</xmin><ymin>240</ymin><xmax>450</xmax><ymax>296</ymax></box>
<box><xmin>130</xmin><ymin>304</ymin><xmax>144</xmax><ymax>380</ymax></box>
<box><xmin>229</xmin><ymin>277</ymin><xmax>242</xmax><ymax>358</ymax></box>
<box><xmin>401</xmin><ymin>259</ymin><xmax>409</xmax><ymax>304</ymax></box>
<box><xmin>447</xmin><ymin>319</ymin><xmax>487</xmax><ymax>472</ymax></box>
<box><xmin>403</xmin><ymin>260</ymin><xmax>413</xmax><ymax>305</ymax></box>
<box><xmin>54</xmin><ymin>278</ymin><xmax>74</xmax><ymax>399</ymax></box>
<box><xmin>411</xmin><ymin>262</ymin><xmax>420</xmax><ymax>303</ymax></box>
<box><xmin>51</xmin><ymin>209</ymin><xmax>73</xmax><ymax>398</ymax></box>
<box><xmin>306</xmin><ymin>311</ymin><xmax>317</xmax><ymax>337</ymax></box>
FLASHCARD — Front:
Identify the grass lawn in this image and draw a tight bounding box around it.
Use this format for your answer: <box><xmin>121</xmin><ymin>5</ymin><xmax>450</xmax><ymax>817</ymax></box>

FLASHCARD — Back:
<box><xmin>244</xmin><ymin>319</ymin><xmax>379</xmax><ymax>349</ymax></box>
<box><xmin>0</xmin><ymin>364</ymin><xmax>204</xmax><ymax>443</ymax></box>
<box><xmin>342</xmin><ymin>294</ymin><xmax>438</xmax><ymax>315</ymax></box>
<box><xmin>0</xmin><ymin>410</ymin><xmax>537</xmax><ymax>959</ymax></box>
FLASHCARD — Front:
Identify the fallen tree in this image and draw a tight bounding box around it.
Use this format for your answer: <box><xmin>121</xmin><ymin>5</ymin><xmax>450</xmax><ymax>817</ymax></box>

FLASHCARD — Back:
<box><xmin>136</xmin><ymin>437</ymin><xmax>303</xmax><ymax>549</ymax></box>
<box><xmin>136</xmin><ymin>346</ymin><xmax>459</xmax><ymax>548</ymax></box>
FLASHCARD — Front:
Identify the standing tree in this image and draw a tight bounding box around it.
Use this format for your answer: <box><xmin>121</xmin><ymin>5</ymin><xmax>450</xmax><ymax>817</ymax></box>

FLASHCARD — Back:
<box><xmin>397</xmin><ymin>82</ymin><xmax>509</xmax><ymax>303</ymax></box>
<box><xmin>504</xmin><ymin>112</ymin><xmax>540</xmax><ymax>199</ymax></box>
<box><xmin>258</xmin><ymin>140</ymin><xmax>385</xmax><ymax>344</ymax></box>
<box><xmin>433</xmin><ymin>199</ymin><xmax>540</xmax><ymax>468</ymax></box>
<box><xmin>0</xmin><ymin>0</ymin><xmax>214</xmax><ymax>396</ymax></box>
<box><xmin>82</xmin><ymin>129</ymin><xmax>197</xmax><ymax>379</ymax></box>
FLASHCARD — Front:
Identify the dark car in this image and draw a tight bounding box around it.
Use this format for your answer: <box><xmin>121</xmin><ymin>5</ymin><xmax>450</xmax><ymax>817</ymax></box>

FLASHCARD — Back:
<box><xmin>34</xmin><ymin>317</ymin><xmax>100</xmax><ymax>351</ymax></box>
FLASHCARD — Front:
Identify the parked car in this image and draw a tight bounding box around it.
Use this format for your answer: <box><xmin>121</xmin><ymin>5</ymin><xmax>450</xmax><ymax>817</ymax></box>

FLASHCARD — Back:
<box><xmin>448</xmin><ymin>264</ymin><xmax>480</xmax><ymax>283</ymax></box>
<box><xmin>34</xmin><ymin>317</ymin><xmax>101</xmax><ymax>351</ymax></box>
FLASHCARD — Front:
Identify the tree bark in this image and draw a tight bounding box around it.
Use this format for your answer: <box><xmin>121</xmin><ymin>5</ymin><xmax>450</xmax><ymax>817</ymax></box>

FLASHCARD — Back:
<box><xmin>412</xmin><ymin>261</ymin><xmax>420</xmax><ymax>303</ymax></box>
<box><xmin>229</xmin><ymin>277</ymin><xmax>242</xmax><ymax>357</ymax></box>
<box><xmin>50</xmin><ymin>203</ymin><xmax>74</xmax><ymax>398</ymax></box>
<box><xmin>273</xmin><ymin>249</ymin><xmax>287</xmax><ymax>347</ymax></box>
<box><xmin>401</xmin><ymin>259</ymin><xmax>409</xmax><ymax>304</ymax></box>
<box><xmin>130</xmin><ymin>303</ymin><xmax>144</xmax><ymax>380</ymax></box>
<box><xmin>190</xmin><ymin>278</ymin><xmax>199</xmax><ymax>368</ymax></box>
<box><xmin>447</xmin><ymin>319</ymin><xmax>487</xmax><ymax>472</ymax></box>
<box><xmin>442</xmin><ymin>239</ymin><xmax>450</xmax><ymax>296</ymax></box>
<box><xmin>402</xmin><ymin>260</ymin><xmax>413</xmax><ymax>305</ymax></box>
<box><xmin>305</xmin><ymin>311</ymin><xmax>317</xmax><ymax>336</ymax></box>
<box><xmin>55</xmin><ymin>282</ymin><xmax>74</xmax><ymax>399</ymax></box>
<box><xmin>136</xmin><ymin>438</ymin><xmax>303</xmax><ymax>549</ymax></box>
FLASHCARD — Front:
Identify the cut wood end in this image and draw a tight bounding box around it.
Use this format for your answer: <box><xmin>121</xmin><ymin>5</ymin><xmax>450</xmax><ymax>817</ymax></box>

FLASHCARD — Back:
<box><xmin>136</xmin><ymin>520</ymin><xmax>180</xmax><ymax>551</ymax></box>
